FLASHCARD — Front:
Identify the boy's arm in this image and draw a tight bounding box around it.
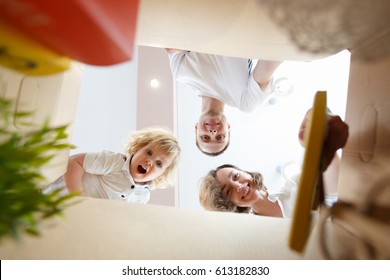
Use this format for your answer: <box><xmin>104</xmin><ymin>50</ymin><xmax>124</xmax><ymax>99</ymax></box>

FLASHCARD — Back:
<box><xmin>322</xmin><ymin>114</ymin><xmax>349</xmax><ymax>170</ymax></box>
<box><xmin>322</xmin><ymin>153</ymin><xmax>340</xmax><ymax>196</ymax></box>
<box><xmin>64</xmin><ymin>153</ymin><xmax>87</xmax><ymax>195</ymax></box>
<box><xmin>298</xmin><ymin>110</ymin><xmax>349</xmax><ymax>171</ymax></box>
<box><xmin>298</xmin><ymin>110</ymin><xmax>348</xmax><ymax>198</ymax></box>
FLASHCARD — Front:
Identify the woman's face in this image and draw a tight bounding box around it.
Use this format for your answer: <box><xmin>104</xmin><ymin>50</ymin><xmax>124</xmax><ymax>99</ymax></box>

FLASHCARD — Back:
<box><xmin>215</xmin><ymin>167</ymin><xmax>259</xmax><ymax>207</ymax></box>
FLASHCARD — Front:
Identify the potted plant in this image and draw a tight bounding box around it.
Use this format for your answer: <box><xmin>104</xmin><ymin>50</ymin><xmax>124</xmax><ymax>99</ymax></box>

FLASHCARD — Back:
<box><xmin>0</xmin><ymin>97</ymin><xmax>76</xmax><ymax>241</ymax></box>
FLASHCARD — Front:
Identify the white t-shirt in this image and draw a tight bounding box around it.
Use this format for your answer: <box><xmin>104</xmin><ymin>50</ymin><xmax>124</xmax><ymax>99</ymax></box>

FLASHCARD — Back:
<box><xmin>168</xmin><ymin>50</ymin><xmax>273</xmax><ymax>112</ymax></box>
<box><xmin>43</xmin><ymin>151</ymin><xmax>150</xmax><ymax>204</ymax></box>
<box><xmin>82</xmin><ymin>150</ymin><xmax>150</xmax><ymax>203</ymax></box>
<box><xmin>269</xmin><ymin>174</ymin><xmax>337</xmax><ymax>218</ymax></box>
<box><xmin>269</xmin><ymin>177</ymin><xmax>299</xmax><ymax>219</ymax></box>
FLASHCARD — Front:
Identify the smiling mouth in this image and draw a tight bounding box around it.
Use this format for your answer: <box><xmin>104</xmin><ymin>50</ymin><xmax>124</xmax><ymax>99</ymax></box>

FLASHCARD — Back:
<box><xmin>241</xmin><ymin>185</ymin><xmax>250</xmax><ymax>199</ymax></box>
<box><xmin>137</xmin><ymin>165</ymin><xmax>147</xmax><ymax>174</ymax></box>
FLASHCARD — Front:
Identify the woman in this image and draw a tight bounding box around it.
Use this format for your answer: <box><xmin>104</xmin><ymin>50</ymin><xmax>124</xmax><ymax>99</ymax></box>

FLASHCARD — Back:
<box><xmin>199</xmin><ymin>111</ymin><xmax>348</xmax><ymax>218</ymax></box>
<box><xmin>200</xmin><ymin>164</ymin><xmax>290</xmax><ymax>218</ymax></box>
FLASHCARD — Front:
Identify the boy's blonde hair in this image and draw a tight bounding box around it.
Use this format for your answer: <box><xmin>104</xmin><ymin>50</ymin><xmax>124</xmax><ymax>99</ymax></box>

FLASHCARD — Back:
<box><xmin>125</xmin><ymin>126</ymin><xmax>181</xmax><ymax>188</ymax></box>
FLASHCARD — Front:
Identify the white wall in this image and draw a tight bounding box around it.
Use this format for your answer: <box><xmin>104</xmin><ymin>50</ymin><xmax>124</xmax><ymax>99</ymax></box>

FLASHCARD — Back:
<box><xmin>71</xmin><ymin>53</ymin><xmax>138</xmax><ymax>155</ymax></box>
<box><xmin>70</xmin><ymin>46</ymin><xmax>176</xmax><ymax>207</ymax></box>
<box><xmin>136</xmin><ymin>46</ymin><xmax>176</xmax><ymax>206</ymax></box>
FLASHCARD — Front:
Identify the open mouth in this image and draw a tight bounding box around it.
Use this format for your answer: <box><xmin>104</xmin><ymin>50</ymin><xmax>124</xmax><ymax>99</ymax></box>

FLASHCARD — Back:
<box><xmin>137</xmin><ymin>165</ymin><xmax>147</xmax><ymax>174</ymax></box>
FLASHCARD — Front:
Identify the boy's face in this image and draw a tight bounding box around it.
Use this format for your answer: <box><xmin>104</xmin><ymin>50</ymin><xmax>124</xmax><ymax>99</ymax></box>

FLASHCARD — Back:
<box><xmin>130</xmin><ymin>143</ymin><xmax>173</xmax><ymax>183</ymax></box>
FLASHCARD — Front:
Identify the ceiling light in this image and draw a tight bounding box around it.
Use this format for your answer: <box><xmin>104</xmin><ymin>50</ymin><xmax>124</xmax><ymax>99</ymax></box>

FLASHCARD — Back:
<box><xmin>150</xmin><ymin>78</ymin><xmax>160</xmax><ymax>88</ymax></box>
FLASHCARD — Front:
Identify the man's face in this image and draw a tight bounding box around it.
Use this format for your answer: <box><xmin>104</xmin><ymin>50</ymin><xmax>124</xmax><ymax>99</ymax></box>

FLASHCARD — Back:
<box><xmin>195</xmin><ymin>110</ymin><xmax>230</xmax><ymax>154</ymax></box>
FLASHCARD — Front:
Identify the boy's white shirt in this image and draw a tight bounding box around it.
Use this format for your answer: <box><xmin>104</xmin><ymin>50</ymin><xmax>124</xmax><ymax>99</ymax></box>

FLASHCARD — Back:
<box><xmin>82</xmin><ymin>150</ymin><xmax>150</xmax><ymax>203</ymax></box>
<box><xmin>44</xmin><ymin>150</ymin><xmax>150</xmax><ymax>204</ymax></box>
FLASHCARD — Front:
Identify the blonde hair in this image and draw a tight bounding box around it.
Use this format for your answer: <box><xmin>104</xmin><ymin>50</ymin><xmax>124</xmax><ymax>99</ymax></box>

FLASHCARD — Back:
<box><xmin>199</xmin><ymin>164</ymin><xmax>265</xmax><ymax>213</ymax></box>
<box><xmin>199</xmin><ymin>174</ymin><xmax>239</xmax><ymax>212</ymax></box>
<box><xmin>125</xmin><ymin>126</ymin><xmax>181</xmax><ymax>188</ymax></box>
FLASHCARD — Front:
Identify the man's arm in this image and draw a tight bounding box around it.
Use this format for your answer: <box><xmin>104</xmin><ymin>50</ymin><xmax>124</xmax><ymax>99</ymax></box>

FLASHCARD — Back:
<box><xmin>253</xmin><ymin>60</ymin><xmax>282</xmax><ymax>91</ymax></box>
<box><xmin>64</xmin><ymin>153</ymin><xmax>87</xmax><ymax>195</ymax></box>
<box><xmin>164</xmin><ymin>48</ymin><xmax>182</xmax><ymax>54</ymax></box>
<box><xmin>298</xmin><ymin>110</ymin><xmax>348</xmax><ymax>197</ymax></box>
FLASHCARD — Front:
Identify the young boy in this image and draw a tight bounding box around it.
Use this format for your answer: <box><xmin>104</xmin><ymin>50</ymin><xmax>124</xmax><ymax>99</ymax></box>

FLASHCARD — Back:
<box><xmin>61</xmin><ymin>126</ymin><xmax>180</xmax><ymax>204</ymax></box>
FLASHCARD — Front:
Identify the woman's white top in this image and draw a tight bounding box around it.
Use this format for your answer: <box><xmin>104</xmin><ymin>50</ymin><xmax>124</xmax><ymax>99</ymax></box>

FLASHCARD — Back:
<box><xmin>269</xmin><ymin>174</ymin><xmax>337</xmax><ymax>218</ymax></box>
<box><xmin>168</xmin><ymin>50</ymin><xmax>273</xmax><ymax>113</ymax></box>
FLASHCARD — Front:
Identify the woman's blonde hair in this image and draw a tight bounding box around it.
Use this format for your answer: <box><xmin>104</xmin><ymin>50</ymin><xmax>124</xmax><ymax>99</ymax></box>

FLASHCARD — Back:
<box><xmin>125</xmin><ymin>126</ymin><xmax>181</xmax><ymax>188</ymax></box>
<box><xmin>199</xmin><ymin>164</ymin><xmax>265</xmax><ymax>213</ymax></box>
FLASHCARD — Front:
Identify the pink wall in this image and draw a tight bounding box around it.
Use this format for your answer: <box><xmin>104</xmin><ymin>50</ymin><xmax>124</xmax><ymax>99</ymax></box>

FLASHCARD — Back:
<box><xmin>136</xmin><ymin>46</ymin><xmax>176</xmax><ymax>206</ymax></box>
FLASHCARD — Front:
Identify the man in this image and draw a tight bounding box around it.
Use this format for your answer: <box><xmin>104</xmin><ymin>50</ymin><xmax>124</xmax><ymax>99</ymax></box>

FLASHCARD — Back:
<box><xmin>166</xmin><ymin>48</ymin><xmax>281</xmax><ymax>156</ymax></box>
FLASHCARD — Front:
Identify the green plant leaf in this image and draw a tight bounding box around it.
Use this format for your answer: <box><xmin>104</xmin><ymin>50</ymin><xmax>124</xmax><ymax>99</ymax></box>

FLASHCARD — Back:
<box><xmin>0</xmin><ymin>97</ymin><xmax>77</xmax><ymax>241</ymax></box>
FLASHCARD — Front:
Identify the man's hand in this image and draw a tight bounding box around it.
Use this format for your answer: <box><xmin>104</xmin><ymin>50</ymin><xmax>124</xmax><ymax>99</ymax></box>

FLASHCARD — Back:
<box><xmin>298</xmin><ymin>109</ymin><xmax>349</xmax><ymax>171</ymax></box>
